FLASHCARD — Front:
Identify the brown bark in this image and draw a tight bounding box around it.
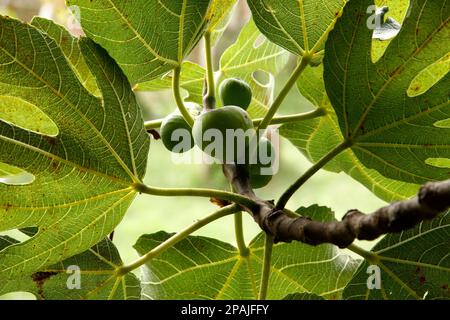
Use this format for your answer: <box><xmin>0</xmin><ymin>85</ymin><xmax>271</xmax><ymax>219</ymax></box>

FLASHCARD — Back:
<box><xmin>223</xmin><ymin>163</ymin><xmax>450</xmax><ymax>248</ymax></box>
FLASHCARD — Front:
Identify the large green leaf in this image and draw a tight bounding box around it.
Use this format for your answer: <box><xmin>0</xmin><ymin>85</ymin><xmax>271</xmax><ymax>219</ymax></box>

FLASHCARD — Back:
<box><xmin>343</xmin><ymin>210</ymin><xmax>450</xmax><ymax>300</ymax></box>
<box><xmin>135</xmin><ymin>205</ymin><xmax>359</xmax><ymax>300</ymax></box>
<box><xmin>247</xmin><ymin>0</ymin><xmax>347</xmax><ymax>55</ymax></box>
<box><xmin>0</xmin><ymin>236</ymin><xmax>140</xmax><ymax>300</ymax></box>
<box><xmin>67</xmin><ymin>0</ymin><xmax>212</xmax><ymax>84</ymax></box>
<box><xmin>324</xmin><ymin>0</ymin><xmax>450</xmax><ymax>184</ymax></box>
<box><xmin>219</xmin><ymin>19</ymin><xmax>289</xmax><ymax>118</ymax></box>
<box><xmin>281</xmin><ymin>65</ymin><xmax>419</xmax><ymax>202</ymax></box>
<box><xmin>0</xmin><ymin>17</ymin><xmax>149</xmax><ymax>279</ymax></box>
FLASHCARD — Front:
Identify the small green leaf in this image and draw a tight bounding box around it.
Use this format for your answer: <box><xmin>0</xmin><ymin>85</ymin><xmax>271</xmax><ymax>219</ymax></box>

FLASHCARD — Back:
<box><xmin>0</xmin><ymin>237</ymin><xmax>140</xmax><ymax>300</ymax></box>
<box><xmin>68</xmin><ymin>0</ymin><xmax>212</xmax><ymax>84</ymax></box>
<box><xmin>324</xmin><ymin>0</ymin><xmax>450</xmax><ymax>184</ymax></box>
<box><xmin>343</xmin><ymin>211</ymin><xmax>450</xmax><ymax>300</ymax></box>
<box><xmin>0</xmin><ymin>17</ymin><xmax>149</xmax><ymax>279</ymax></box>
<box><xmin>280</xmin><ymin>65</ymin><xmax>419</xmax><ymax>202</ymax></box>
<box><xmin>247</xmin><ymin>0</ymin><xmax>347</xmax><ymax>55</ymax></box>
<box><xmin>135</xmin><ymin>206</ymin><xmax>359</xmax><ymax>300</ymax></box>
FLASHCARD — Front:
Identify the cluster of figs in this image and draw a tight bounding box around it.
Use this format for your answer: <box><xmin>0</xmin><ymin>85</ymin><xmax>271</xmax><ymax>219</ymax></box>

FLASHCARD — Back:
<box><xmin>160</xmin><ymin>78</ymin><xmax>276</xmax><ymax>189</ymax></box>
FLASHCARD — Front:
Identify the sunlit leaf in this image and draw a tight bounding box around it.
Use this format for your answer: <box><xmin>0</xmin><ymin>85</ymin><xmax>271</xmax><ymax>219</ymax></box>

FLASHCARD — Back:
<box><xmin>207</xmin><ymin>0</ymin><xmax>237</xmax><ymax>44</ymax></box>
<box><xmin>0</xmin><ymin>16</ymin><xmax>149</xmax><ymax>279</ymax></box>
<box><xmin>68</xmin><ymin>0</ymin><xmax>212</xmax><ymax>83</ymax></box>
<box><xmin>247</xmin><ymin>0</ymin><xmax>347</xmax><ymax>56</ymax></box>
<box><xmin>324</xmin><ymin>0</ymin><xmax>450</xmax><ymax>184</ymax></box>
<box><xmin>280</xmin><ymin>65</ymin><xmax>419</xmax><ymax>202</ymax></box>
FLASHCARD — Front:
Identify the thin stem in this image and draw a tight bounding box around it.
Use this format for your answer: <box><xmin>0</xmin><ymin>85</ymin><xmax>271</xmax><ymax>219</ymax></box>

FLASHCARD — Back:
<box><xmin>144</xmin><ymin>119</ymin><xmax>164</xmax><ymax>130</ymax></box>
<box><xmin>253</xmin><ymin>108</ymin><xmax>325</xmax><ymax>127</ymax></box>
<box><xmin>117</xmin><ymin>205</ymin><xmax>239</xmax><ymax>275</ymax></box>
<box><xmin>173</xmin><ymin>66</ymin><xmax>194</xmax><ymax>126</ymax></box>
<box><xmin>234</xmin><ymin>212</ymin><xmax>249</xmax><ymax>257</ymax></box>
<box><xmin>258</xmin><ymin>234</ymin><xmax>274</xmax><ymax>300</ymax></box>
<box><xmin>144</xmin><ymin>108</ymin><xmax>326</xmax><ymax>130</ymax></box>
<box><xmin>257</xmin><ymin>55</ymin><xmax>311</xmax><ymax>131</ymax></box>
<box><xmin>347</xmin><ymin>244</ymin><xmax>379</xmax><ymax>264</ymax></box>
<box><xmin>204</xmin><ymin>32</ymin><xmax>215</xmax><ymax>100</ymax></box>
<box><xmin>133</xmin><ymin>182</ymin><xmax>258</xmax><ymax>210</ymax></box>
<box><xmin>276</xmin><ymin>140</ymin><xmax>351</xmax><ymax>210</ymax></box>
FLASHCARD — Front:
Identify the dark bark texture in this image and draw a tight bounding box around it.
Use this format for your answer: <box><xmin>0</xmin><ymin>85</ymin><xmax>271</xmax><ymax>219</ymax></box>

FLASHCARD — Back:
<box><xmin>223</xmin><ymin>164</ymin><xmax>450</xmax><ymax>248</ymax></box>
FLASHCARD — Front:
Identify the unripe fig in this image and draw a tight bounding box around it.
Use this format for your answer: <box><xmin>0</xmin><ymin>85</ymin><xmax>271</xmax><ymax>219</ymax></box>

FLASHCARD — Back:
<box><xmin>160</xmin><ymin>113</ymin><xmax>194</xmax><ymax>153</ymax></box>
<box><xmin>192</xmin><ymin>106</ymin><xmax>255</xmax><ymax>163</ymax></box>
<box><xmin>219</xmin><ymin>78</ymin><xmax>252</xmax><ymax>110</ymax></box>
<box><xmin>249</xmin><ymin>138</ymin><xmax>276</xmax><ymax>189</ymax></box>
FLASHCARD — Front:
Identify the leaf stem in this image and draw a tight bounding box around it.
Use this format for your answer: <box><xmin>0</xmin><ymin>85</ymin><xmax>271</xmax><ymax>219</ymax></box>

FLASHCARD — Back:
<box><xmin>258</xmin><ymin>234</ymin><xmax>274</xmax><ymax>300</ymax></box>
<box><xmin>116</xmin><ymin>204</ymin><xmax>240</xmax><ymax>275</ymax></box>
<box><xmin>144</xmin><ymin>108</ymin><xmax>325</xmax><ymax>130</ymax></box>
<box><xmin>347</xmin><ymin>244</ymin><xmax>379</xmax><ymax>264</ymax></box>
<box><xmin>173</xmin><ymin>66</ymin><xmax>194</xmax><ymax>126</ymax></box>
<box><xmin>257</xmin><ymin>55</ymin><xmax>311</xmax><ymax>131</ymax></box>
<box><xmin>253</xmin><ymin>108</ymin><xmax>326</xmax><ymax>127</ymax></box>
<box><xmin>133</xmin><ymin>182</ymin><xmax>258</xmax><ymax>210</ymax></box>
<box><xmin>234</xmin><ymin>212</ymin><xmax>249</xmax><ymax>257</ymax></box>
<box><xmin>204</xmin><ymin>32</ymin><xmax>215</xmax><ymax>101</ymax></box>
<box><xmin>276</xmin><ymin>140</ymin><xmax>351</xmax><ymax>209</ymax></box>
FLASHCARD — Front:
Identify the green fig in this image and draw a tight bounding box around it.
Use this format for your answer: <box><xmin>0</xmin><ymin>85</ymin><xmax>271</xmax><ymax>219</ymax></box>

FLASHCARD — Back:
<box><xmin>192</xmin><ymin>106</ymin><xmax>255</xmax><ymax>163</ymax></box>
<box><xmin>160</xmin><ymin>113</ymin><xmax>194</xmax><ymax>153</ymax></box>
<box><xmin>249</xmin><ymin>138</ymin><xmax>276</xmax><ymax>189</ymax></box>
<box><xmin>219</xmin><ymin>78</ymin><xmax>252</xmax><ymax>110</ymax></box>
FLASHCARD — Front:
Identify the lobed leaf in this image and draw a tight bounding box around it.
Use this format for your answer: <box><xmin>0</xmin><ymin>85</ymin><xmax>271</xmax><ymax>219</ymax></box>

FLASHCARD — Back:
<box><xmin>0</xmin><ymin>16</ymin><xmax>149</xmax><ymax>280</ymax></box>
<box><xmin>324</xmin><ymin>0</ymin><xmax>450</xmax><ymax>184</ymax></box>
<box><xmin>281</xmin><ymin>65</ymin><xmax>419</xmax><ymax>202</ymax></box>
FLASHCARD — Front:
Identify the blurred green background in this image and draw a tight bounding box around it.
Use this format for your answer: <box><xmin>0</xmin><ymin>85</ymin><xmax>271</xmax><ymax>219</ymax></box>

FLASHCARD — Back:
<box><xmin>0</xmin><ymin>0</ymin><xmax>386</xmax><ymax>299</ymax></box>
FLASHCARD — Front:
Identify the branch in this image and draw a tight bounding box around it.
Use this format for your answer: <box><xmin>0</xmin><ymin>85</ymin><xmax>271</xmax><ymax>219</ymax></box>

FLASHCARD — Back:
<box><xmin>223</xmin><ymin>163</ymin><xmax>450</xmax><ymax>248</ymax></box>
